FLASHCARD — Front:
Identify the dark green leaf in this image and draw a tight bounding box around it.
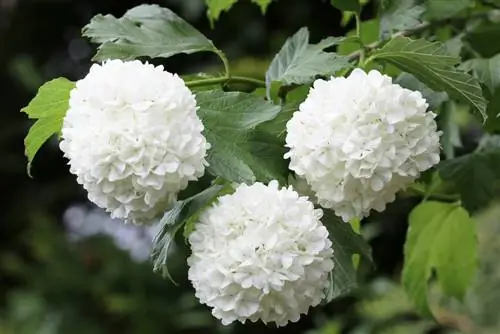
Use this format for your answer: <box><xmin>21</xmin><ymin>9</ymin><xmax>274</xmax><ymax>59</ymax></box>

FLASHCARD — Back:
<box><xmin>394</xmin><ymin>73</ymin><xmax>448</xmax><ymax>110</ymax></box>
<box><xmin>460</xmin><ymin>54</ymin><xmax>500</xmax><ymax>94</ymax></box>
<box><xmin>196</xmin><ymin>90</ymin><xmax>288</xmax><ymax>183</ymax></box>
<box><xmin>83</xmin><ymin>4</ymin><xmax>217</xmax><ymax>61</ymax></box>
<box><xmin>21</xmin><ymin>78</ymin><xmax>75</xmax><ymax>174</ymax></box>
<box><xmin>331</xmin><ymin>0</ymin><xmax>361</xmax><ymax>13</ymax></box>
<box><xmin>485</xmin><ymin>88</ymin><xmax>500</xmax><ymax>132</ymax></box>
<box><xmin>151</xmin><ymin>184</ymin><xmax>225</xmax><ymax>282</ymax></box>
<box><xmin>322</xmin><ymin>210</ymin><xmax>373</xmax><ymax>300</ymax></box>
<box><xmin>465</xmin><ymin>22</ymin><xmax>500</xmax><ymax>58</ymax></box>
<box><xmin>425</xmin><ymin>0</ymin><xmax>473</xmax><ymax>20</ymax></box>
<box><xmin>439</xmin><ymin>135</ymin><xmax>500</xmax><ymax>212</ymax></box>
<box><xmin>265</xmin><ymin>27</ymin><xmax>351</xmax><ymax>99</ymax></box>
<box><xmin>403</xmin><ymin>201</ymin><xmax>477</xmax><ymax>315</ymax></box>
<box><xmin>372</xmin><ymin>36</ymin><xmax>487</xmax><ymax>120</ymax></box>
<box><xmin>380</xmin><ymin>0</ymin><xmax>424</xmax><ymax>40</ymax></box>
<box><xmin>256</xmin><ymin>102</ymin><xmax>296</xmax><ymax>139</ymax></box>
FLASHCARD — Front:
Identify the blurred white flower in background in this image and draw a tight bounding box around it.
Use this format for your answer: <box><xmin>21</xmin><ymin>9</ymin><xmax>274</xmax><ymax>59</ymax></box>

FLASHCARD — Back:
<box><xmin>63</xmin><ymin>204</ymin><xmax>158</xmax><ymax>262</ymax></box>
<box><xmin>285</xmin><ymin>68</ymin><xmax>441</xmax><ymax>222</ymax></box>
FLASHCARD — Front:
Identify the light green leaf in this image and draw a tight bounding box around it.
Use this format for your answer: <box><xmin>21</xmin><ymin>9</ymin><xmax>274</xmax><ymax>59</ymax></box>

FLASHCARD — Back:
<box><xmin>205</xmin><ymin>0</ymin><xmax>238</xmax><ymax>24</ymax></box>
<box><xmin>338</xmin><ymin>18</ymin><xmax>379</xmax><ymax>55</ymax></box>
<box><xmin>426</xmin><ymin>0</ymin><xmax>473</xmax><ymax>20</ymax></box>
<box><xmin>394</xmin><ymin>73</ymin><xmax>448</xmax><ymax>110</ymax></box>
<box><xmin>21</xmin><ymin>78</ymin><xmax>74</xmax><ymax>174</ymax></box>
<box><xmin>322</xmin><ymin>210</ymin><xmax>373</xmax><ymax>300</ymax></box>
<box><xmin>438</xmin><ymin>135</ymin><xmax>500</xmax><ymax>212</ymax></box>
<box><xmin>151</xmin><ymin>184</ymin><xmax>225</xmax><ymax>282</ymax></box>
<box><xmin>403</xmin><ymin>201</ymin><xmax>477</xmax><ymax>316</ymax></box>
<box><xmin>460</xmin><ymin>54</ymin><xmax>500</xmax><ymax>94</ymax></box>
<box><xmin>331</xmin><ymin>0</ymin><xmax>361</xmax><ymax>13</ymax></box>
<box><xmin>24</xmin><ymin>117</ymin><xmax>63</xmax><ymax>174</ymax></box>
<box><xmin>83</xmin><ymin>4</ymin><xmax>217</xmax><ymax>61</ymax></box>
<box><xmin>21</xmin><ymin>78</ymin><xmax>74</xmax><ymax>119</ymax></box>
<box><xmin>196</xmin><ymin>90</ymin><xmax>288</xmax><ymax>183</ymax></box>
<box><xmin>265</xmin><ymin>27</ymin><xmax>351</xmax><ymax>99</ymax></box>
<box><xmin>380</xmin><ymin>0</ymin><xmax>424</xmax><ymax>40</ymax></box>
<box><xmin>372</xmin><ymin>36</ymin><xmax>487</xmax><ymax>120</ymax></box>
<box><xmin>251</xmin><ymin>0</ymin><xmax>272</xmax><ymax>13</ymax></box>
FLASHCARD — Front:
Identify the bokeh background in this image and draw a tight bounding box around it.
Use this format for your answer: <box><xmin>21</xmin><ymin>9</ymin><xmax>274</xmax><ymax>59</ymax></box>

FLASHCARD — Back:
<box><xmin>2</xmin><ymin>0</ymin><xmax>500</xmax><ymax>333</ymax></box>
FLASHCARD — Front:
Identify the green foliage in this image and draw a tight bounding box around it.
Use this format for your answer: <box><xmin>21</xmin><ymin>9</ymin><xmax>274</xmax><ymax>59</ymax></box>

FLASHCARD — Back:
<box><xmin>265</xmin><ymin>27</ymin><xmax>350</xmax><ymax>98</ymax></box>
<box><xmin>330</xmin><ymin>0</ymin><xmax>360</xmax><ymax>13</ymax></box>
<box><xmin>19</xmin><ymin>0</ymin><xmax>500</xmax><ymax>329</ymax></box>
<box><xmin>372</xmin><ymin>36</ymin><xmax>487</xmax><ymax>120</ymax></box>
<box><xmin>461</xmin><ymin>54</ymin><xmax>500</xmax><ymax>94</ymax></box>
<box><xmin>439</xmin><ymin>135</ymin><xmax>500</xmax><ymax>212</ymax></box>
<box><xmin>196</xmin><ymin>90</ymin><xmax>288</xmax><ymax>183</ymax></box>
<box><xmin>21</xmin><ymin>78</ymin><xmax>74</xmax><ymax>174</ymax></box>
<box><xmin>394</xmin><ymin>73</ymin><xmax>448</xmax><ymax>110</ymax></box>
<box><xmin>425</xmin><ymin>0</ymin><xmax>473</xmax><ymax>20</ymax></box>
<box><xmin>403</xmin><ymin>201</ymin><xmax>478</xmax><ymax>316</ymax></box>
<box><xmin>322</xmin><ymin>210</ymin><xmax>373</xmax><ymax>300</ymax></box>
<box><xmin>380</xmin><ymin>0</ymin><xmax>424</xmax><ymax>40</ymax></box>
<box><xmin>83</xmin><ymin>4</ymin><xmax>218</xmax><ymax>61</ymax></box>
<box><xmin>205</xmin><ymin>0</ymin><xmax>272</xmax><ymax>24</ymax></box>
<box><xmin>151</xmin><ymin>184</ymin><xmax>227</xmax><ymax>282</ymax></box>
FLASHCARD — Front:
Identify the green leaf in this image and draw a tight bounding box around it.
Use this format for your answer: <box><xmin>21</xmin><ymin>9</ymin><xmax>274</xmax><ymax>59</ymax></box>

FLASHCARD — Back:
<box><xmin>83</xmin><ymin>4</ymin><xmax>217</xmax><ymax>61</ymax></box>
<box><xmin>466</xmin><ymin>22</ymin><xmax>500</xmax><ymax>58</ymax></box>
<box><xmin>21</xmin><ymin>78</ymin><xmax>74</xmax><ymax>119</ymax></box>
<box><xmin>265</xmin><ymin>27</ymin><xmax>351</xmax><ymax>99</ymax></box>
<box><xmin>257</xmin><ymin>100</ymin><xmax>300</xmax><ymax>140</ymax></box>
<box><xmin>338</xmin><ymin>18</ymin><xmax>380</xmax><ymax>55</ymax></box>
<box><xmin>322</xmin><ymin>210</ymin><xmax>373</xmax><ymax>300</ymax></box>
<box><xmin>485</xmin><ymin>88</ymin><xmax>500</xmax><ymax>132</ymax></box>
<box><xmin>439</xmin><ymin>101</ymin><xmax>462</xmax><ymax>160</ymax></box>
<box><xmin>438</xmin><ymin>135</ymin><xmax>500</xmax><ymax>212</ymax></box>
<box><xmin>251</xmin><ymin>0</ymin><xmax>272</xmax><ymax>13</ymax></box>
<box><xmin>205</xmin><ymin>0</ymin><xmax>238</xmax><ymax>24</ymax></box>
<box><xmin>21</xmin><ymin>78</ymin><xmax>75</xmax><ymax>174</ymax></box>
<box><xmin>371</xmin><ymin>36</ymin><xmax>487</xmax><ymax>120</ymax></box>
<box><xmin>403</xmin><ymin>201</ymin><xmax>477</xmax><ymax>315</ymax></box>
<box><xmin>394</xmin><ymin>73</ymin><xmax>448</xmax><ymax>110</ymax></box>
<box><xmin>425</xmin><ymin>0</ymin><xmax>473</xmax><ymax>20</ymax></box>
<box><xmin>196</xmin><ymin>90</ymin><xmax>288</xmax><ymax>183</ymax></box>
<box><xmin>380</xmin><ymin>0</ymin><xmax>424</xmax><ymax>40</ymax></box>
<box><xmin>331</xmin><ymin>0</ymin><xmax>361</xmax><ymax>13</ymax></box>
<box><xmin>151</xmin><ymin>184</ymin><xmax>225</xmax><ymax>282</ymax></box>
<box><xmin>460</xmin><ymin>54</ymin><xmax>500</xmax><ymax>94</ymax></box>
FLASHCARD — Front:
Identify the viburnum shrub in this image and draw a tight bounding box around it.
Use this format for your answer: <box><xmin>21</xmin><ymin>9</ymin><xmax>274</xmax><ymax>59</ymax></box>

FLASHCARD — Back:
<box><xmin>21</xmin><ymin>0</ymin><xmax>500</xmax><ymax>327</ymax></box>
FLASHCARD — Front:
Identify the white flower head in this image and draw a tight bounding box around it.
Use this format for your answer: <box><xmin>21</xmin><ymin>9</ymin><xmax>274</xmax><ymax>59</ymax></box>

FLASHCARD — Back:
<box><xmin>60</xmin><ymin>59</ymin><xmax>209</xmax><ymax>224</ymax></box>
<box><xmin>187</xmin><ymin>181</ymin><xmax>334</xmax><ymax>327</ymax></box>
<box><xmin>285</xmin><ymin>69</ymin><xmax>441</xmax><ymax>222</ymax></box>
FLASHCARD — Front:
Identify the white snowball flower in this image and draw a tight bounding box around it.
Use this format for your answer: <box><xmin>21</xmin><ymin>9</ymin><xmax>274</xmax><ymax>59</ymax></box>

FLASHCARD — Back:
<box><xmin>60</xmin><ymin>59</ymin><xmax>209</xmax><ymax>224</ymax></box>
<box><xmin>187</xmin><ymin>181</ymin><xmax>334</xmax><ymax>327</ymax></box>
<box><xmin>285</xmin><ymin>69</ymin><xmax>441</xmax><ymax>222</ymax></box>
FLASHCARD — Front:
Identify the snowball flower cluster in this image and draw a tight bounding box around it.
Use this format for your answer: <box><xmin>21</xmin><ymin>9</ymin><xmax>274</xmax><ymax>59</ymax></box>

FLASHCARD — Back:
<box><xmin>187</xmin><ymin>181</ymin><xmax>334</xmax><ymax>326</ymax></box>
<box><xmin>285</xmin><ymin>69</ymin><xmax>441</xmax><ymax>222</ymax></box>
<box><xmin>60</xmin><ymin>59</ymin><xmax>208</xmax><ymax>224</ymax></box>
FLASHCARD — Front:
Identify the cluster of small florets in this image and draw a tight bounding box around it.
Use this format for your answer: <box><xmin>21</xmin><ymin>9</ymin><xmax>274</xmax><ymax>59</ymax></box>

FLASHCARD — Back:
<box><xmin>60</xmin><ymin>60</ymin><xmax>209</xmax><ymax>224</ymax></box>
<box><xmin>58</xmin><ymin>60</ymin><xmax>441</xmax><ymax>327</ymax></box>
<box><xmin>285</xmin><ymin>69</ymin><xmax>441</xmax><ymax>222</ymax></box>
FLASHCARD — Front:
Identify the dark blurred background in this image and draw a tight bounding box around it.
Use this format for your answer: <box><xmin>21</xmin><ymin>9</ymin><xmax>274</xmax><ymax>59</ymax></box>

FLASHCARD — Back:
<box><xmin>2</xmin><ymin>1</ymin><xmax>500</xmax><ymax>333</ymax></box>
